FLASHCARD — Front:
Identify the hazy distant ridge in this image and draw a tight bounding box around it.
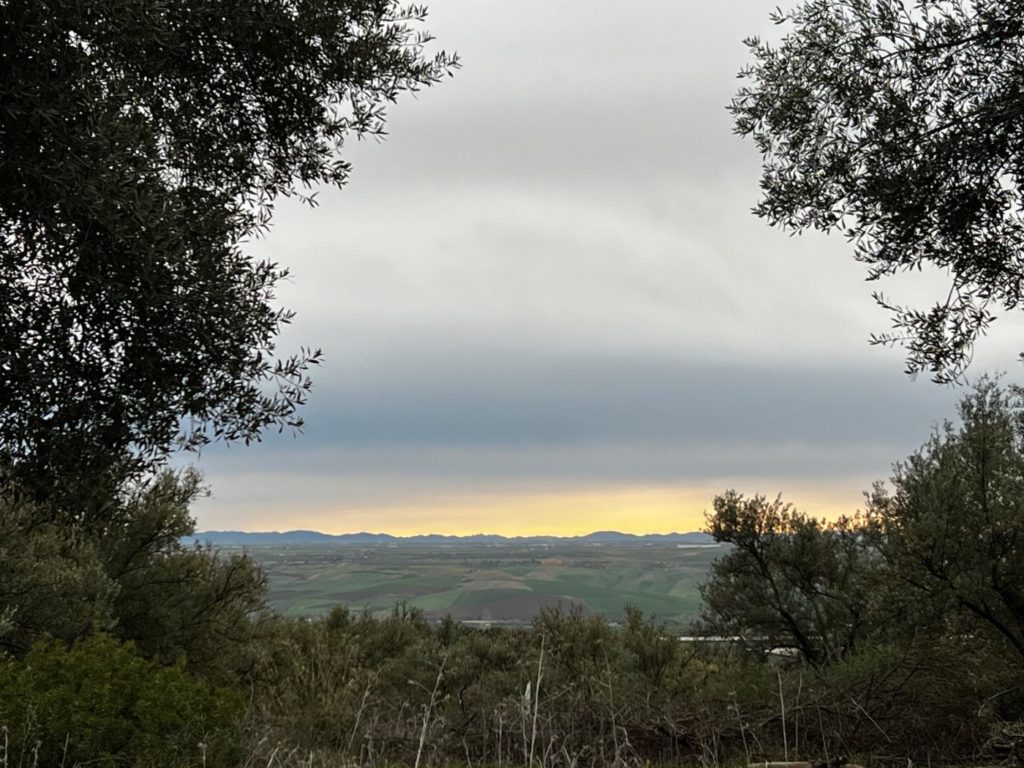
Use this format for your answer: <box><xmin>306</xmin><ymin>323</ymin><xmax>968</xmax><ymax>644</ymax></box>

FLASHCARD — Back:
<box><xmin>187</xmin><ymin>529</ymin><xmax>716</xmax><ymax>546</ymax></box>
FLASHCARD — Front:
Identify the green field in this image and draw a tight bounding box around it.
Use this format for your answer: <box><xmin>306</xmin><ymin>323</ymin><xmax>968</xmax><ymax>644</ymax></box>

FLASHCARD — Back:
<box><xmin>241</xmin><ymin>541</ymin><xmax>723</xmax><ymax>626</ymax></box>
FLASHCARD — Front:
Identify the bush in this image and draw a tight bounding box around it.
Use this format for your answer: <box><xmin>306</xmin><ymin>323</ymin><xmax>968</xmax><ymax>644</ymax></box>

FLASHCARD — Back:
<box><xmin>0</xmin><ymin>495</ymin><xmax>117</xmax><ymax>654</ymax></box>
<box><xmin>0</xmin><ymin>634</ymin><xmax>244</xmax><ymax>767</ymax></box>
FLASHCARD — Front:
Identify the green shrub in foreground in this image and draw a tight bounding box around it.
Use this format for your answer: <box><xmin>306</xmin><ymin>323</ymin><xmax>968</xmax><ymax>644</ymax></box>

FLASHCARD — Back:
<box><xmin>0</xmin><ymin>634</ymin><xmax>244</xmax><ymax>767</ymax></box>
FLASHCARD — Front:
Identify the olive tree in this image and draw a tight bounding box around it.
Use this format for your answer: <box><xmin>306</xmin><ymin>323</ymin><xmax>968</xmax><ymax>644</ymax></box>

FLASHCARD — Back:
<box><xmin>866</xmin><ymin>378</ymin><xmax>1024</xmax><ymax>662</ymax></box>
<box><xmin>701</xmin><ymin>491</ymin><xmax>883</xmax><ymax>667</ymax></box>
<box><xmin>0</xmin><ymin>469</ymin><xmax>268</xmax><ymax>678</ymax></box>
<box><xmin>733</xmin><ymin>1</ymin><xmax>1024</xmax><ymax>382</ymax></box>
<box><xmin>703</xmin><ymin>380</ymin><xmax>1024</xmax><ymax>667</ymax></box>
<box><xmin>0</xmin><ymin>1</ymin><xmax>457</xmax><ymax>510</ymax></box>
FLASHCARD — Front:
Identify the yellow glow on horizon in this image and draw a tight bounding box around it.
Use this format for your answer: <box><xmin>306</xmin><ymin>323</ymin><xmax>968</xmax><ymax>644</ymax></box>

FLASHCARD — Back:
<box><xmin>216</xmin><ymin>481</ymin><xmax>870</xmax><ymax>537</ymax></box>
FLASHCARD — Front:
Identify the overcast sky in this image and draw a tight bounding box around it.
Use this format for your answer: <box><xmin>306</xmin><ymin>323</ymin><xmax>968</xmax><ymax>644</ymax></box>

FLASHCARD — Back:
<box><xmin>190</xmin><ymin>0</ymin><xmax>1024</xmax><ymax>535</ymax></box>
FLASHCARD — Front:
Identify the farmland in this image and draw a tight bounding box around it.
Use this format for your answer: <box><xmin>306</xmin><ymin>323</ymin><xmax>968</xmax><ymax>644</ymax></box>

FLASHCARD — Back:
<box><xmin>239</xmin><ymin>541</ymin><xmax>724</xmax><ymax>626</ymax></box>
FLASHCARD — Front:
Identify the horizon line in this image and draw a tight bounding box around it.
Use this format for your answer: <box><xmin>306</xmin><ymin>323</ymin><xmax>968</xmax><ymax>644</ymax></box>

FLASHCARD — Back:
<box><xmin>192</xmin><ymin>528</ymin><xmax>711</xmax><ymax>538</ymax></box>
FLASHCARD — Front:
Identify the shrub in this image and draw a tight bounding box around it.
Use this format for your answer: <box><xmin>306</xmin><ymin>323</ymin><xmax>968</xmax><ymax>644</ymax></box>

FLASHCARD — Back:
<box><xmin>0</xmin><ymin>634</ymin><xmax>244</xmax><ymax>767</ymax></box>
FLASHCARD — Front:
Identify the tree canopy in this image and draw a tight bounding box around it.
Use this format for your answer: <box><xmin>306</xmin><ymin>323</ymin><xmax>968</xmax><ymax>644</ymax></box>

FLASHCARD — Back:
<box><xmin>733</xmin><ymin>0</ymin><xmax>1024</xmax><ymax>382</ymax></box>
<box><xmin>0</xmin><ymin>1</ymin><xmax>456</xmax><ymax>507</ymax></box>
<box><xmin>701</xmin><ymin>491</ymin><xmax>882</xmax><ymax>666</ymax></box>
<box><xmin>702</xmin><ymin>379</ymin><xmax>1024</xmax><ymax>668</ymax></box>
<box><xmin>866</xmin><ymin>378</ymin><xmax>1024</xmax><ymax>662</ymax></box>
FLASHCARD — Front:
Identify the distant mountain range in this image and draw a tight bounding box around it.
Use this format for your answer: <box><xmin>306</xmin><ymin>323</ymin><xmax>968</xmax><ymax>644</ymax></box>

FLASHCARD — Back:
<box><xmin>185</xmin><ymin>529</ymin><xmax>718</xmax><ymax>547</ymax></box>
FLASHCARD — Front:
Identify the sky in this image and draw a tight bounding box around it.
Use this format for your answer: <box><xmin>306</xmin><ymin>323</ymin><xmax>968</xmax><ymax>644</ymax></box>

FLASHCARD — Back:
<box><xmin>190</xmin><ymin>0</ymin><xmax>1024</xmax><ymax>536</ymax></box>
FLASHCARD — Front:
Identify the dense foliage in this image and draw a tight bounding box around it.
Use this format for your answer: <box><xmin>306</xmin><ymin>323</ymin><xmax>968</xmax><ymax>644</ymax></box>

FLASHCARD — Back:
<box><xmin>865</xmin><ymin>378</ymin><xmax>1024</xmax><ymax>661</ymax></box>
<box><xmin>0</xmin><ymin>1</ymin><xmax>457</xmax><ymax>508</ymax></box>
<box><xmin>0</xmin><ymin>635</ymin><xmax>244</xmax><ymax>767</ymax></box>
<box><xmin>733</xmin><ymin>1</ymin><xmax>1024</xmax><ymax>382</ymax></box>
<box><xmin>0</xmin><ymin>469</ymin><xmax>266</xmax><ymax>683</ymax></box>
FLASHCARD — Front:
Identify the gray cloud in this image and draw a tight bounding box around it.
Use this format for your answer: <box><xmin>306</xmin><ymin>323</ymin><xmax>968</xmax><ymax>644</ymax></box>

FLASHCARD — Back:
<box><xmin>198</xmin><ymin>349</ymin><xmax>959</xmax><ymax>488</ymax></box>
<box><xmin>305</xmin><ymin>351</ymin><xmax>955</xmax><ymax>447</ymax></box>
